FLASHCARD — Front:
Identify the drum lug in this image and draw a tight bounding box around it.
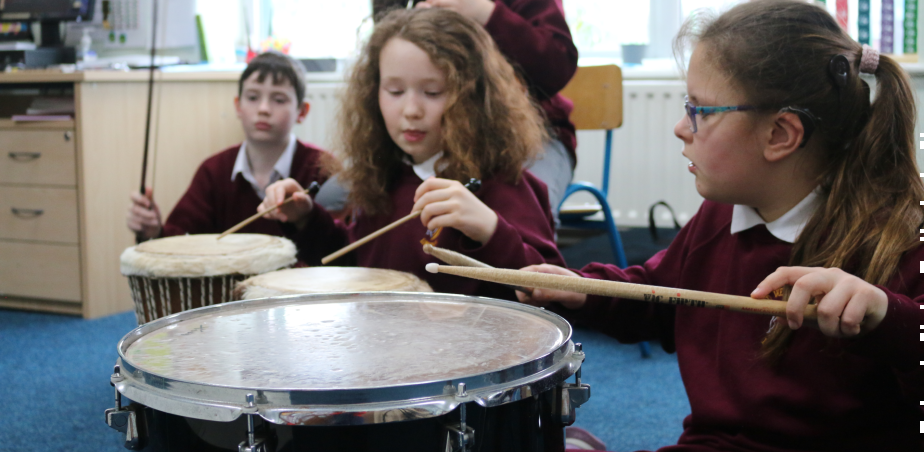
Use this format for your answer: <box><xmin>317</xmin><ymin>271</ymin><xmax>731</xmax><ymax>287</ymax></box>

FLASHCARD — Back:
<box><xmin>105</xmin><ymin>364</ymin><xmax>145</xmax><ymax>450</ymax></box>
<box><xmin>558</xmin><ymin>343</ymin><xmax>591</xmax><ymax>426</ymax></box>
<box><xmin>443</xmin><ymin>383</ymin><xmax>475</xmax><ymax>452</ymax></box>
<box><xmin>238</xmin><ymin>393</ymin><xmax>267</xmax><ymax>452</ymax></box>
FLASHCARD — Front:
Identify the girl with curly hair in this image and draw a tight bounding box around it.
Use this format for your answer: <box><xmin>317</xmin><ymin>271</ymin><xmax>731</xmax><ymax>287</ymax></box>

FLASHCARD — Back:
<box><xmin>260</xmin><ymin>7</ymin><xmax>565</xmax><ymax>299</ymax></box>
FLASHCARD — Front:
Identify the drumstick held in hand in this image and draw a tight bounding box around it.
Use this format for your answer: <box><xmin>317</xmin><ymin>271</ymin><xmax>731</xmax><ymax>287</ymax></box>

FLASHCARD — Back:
<box><xmin>322</xmin><ymin>210</ymin><xmax>421</xmax><ymax>264</ymax></box>
<box><xmin>218</xmin><ymin>181</ymin><xmax>319</xmax><ymax>240</ymax></box>
<box><xmin>322</xmin><ymin>179</ymin><xmax>482</xmax><ymax>265</ymax></box>
<box><xmin>425</xmin><ymin>264</ymin><xmax>818</xmax><ymax>320</ymax></box>
<box><xmin>422</xmin><ymin>245</ymin><xmax>533</xmax><ymax>295</ymax></box>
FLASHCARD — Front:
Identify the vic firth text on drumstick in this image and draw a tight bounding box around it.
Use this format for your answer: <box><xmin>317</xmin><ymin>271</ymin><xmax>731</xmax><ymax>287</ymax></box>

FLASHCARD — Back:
<box><xmin>425</xmin><ymin>264</ymin><xmax>818</xmax><ymax>320</ymax></box>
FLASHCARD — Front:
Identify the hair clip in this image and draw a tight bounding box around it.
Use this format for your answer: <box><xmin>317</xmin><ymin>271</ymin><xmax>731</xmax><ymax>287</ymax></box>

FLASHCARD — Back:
<box><xmin>828</xmin><ymin>54</ymin><xmax>849</xmax><ymax>88</ymax></box>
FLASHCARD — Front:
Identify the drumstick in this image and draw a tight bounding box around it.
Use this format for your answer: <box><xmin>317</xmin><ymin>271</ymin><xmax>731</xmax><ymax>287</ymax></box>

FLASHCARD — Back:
<box><xmin>322</xmin><ymin>210</ymin><xmax>421</xmax><ymax>264</ymax></box>
<box><xmin>425</xmin><ymin>264</ymin><xmax>818</xmax><ymax>320</ymax></box>
<box><xmin>422</xmin><ymin>244</ymin><xmax>533</xmax><ymax>295</ymax></box>
<box><xmin>322</xmin><ymin>178</ymin><xmax>482</xmax><ymax>265</ymax></box>
<box><xmin>217</xmin><ymin>181</ymin><xmax>320</xmax><ymax>240</ymax></box>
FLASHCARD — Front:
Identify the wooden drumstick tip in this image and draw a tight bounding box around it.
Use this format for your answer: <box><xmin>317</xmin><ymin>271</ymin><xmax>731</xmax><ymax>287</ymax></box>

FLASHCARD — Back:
<box><xmin>425</xmin><ymin>263</ymin><xmax>440</xmax><ymax>273</ymax></box>
<box><xmin>422</xmin><ymin>244</ymin><xmax>434</xmax><ymax>255</ymax></box>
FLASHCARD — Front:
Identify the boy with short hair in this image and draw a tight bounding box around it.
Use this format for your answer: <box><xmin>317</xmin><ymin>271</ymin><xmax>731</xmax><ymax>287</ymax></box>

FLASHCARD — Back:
<box><xmin>126</xmin><ymin>51</ymin><xmax>333</xmax><ymax>263</ymax></box>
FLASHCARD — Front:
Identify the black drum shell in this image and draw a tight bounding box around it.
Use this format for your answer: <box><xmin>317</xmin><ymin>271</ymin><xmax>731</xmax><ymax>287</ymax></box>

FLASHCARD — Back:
<box><xmin>123</xmin><ymin>392</ymin><xmax>565</xmax><ymax>452</ymax></box>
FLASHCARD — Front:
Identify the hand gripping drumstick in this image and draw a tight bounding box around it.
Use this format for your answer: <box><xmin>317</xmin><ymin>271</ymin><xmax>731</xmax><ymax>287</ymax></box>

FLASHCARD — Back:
<box><xmin>425</xmin><ymin>264</ymin><xmax>818</xmax><ymax>320</ymax></box>
<box><xmin>422</xmin><ymin>244</ymin><xmax>533</xmax><ymax>295</ymax></box>
<box><xmin>217</xmin><ymin>181</ymin><xmax>320</xmax><ymax>240</ymax></box>
<box><xmin>322</xmin><ymin>179</ymin><xmax>481</xmax><ymax>265</ymax></box>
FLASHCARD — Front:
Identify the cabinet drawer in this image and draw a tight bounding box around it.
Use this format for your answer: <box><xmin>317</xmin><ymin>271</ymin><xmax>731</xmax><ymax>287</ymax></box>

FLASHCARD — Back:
<box><xmin>0</xmin><ymin>186</ymin><xmax>79</xmax><ymax>243</ymax></box>
<box><xmin>0</xmin><ymin>129</ymin><xmax>76</xmax><ymax>186</ymax></box>
<box><xmin>0</xmin><ymin>241</ymin><xmax>81</xmax><ymax>302</ymax></box>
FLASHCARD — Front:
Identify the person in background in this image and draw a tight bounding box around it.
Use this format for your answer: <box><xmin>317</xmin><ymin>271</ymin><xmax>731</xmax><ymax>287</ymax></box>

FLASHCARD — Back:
<box><xmin>126</xmin><ymin>51</ymin><xmax>335</xmax><ymax>264</ymax></box>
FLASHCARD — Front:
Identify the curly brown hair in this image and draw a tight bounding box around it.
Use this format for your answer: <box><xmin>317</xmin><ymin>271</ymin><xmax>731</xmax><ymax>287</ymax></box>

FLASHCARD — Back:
<box><xmin>676</xmin><ymin>0</ymin><xmax>923</xmax><ymax>362</ymax></box>
<box><xmin>335</xmin><ymin>7</ymin><xmax>548</xmax><ymax>215</ymax></box>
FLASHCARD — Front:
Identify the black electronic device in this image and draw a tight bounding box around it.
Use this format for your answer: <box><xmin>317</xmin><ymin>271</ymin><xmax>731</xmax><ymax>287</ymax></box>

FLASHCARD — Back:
<box><xmin>0</xmin><ymin>0</ymin><xmax>95</xmax><ymax>68</ymax></box>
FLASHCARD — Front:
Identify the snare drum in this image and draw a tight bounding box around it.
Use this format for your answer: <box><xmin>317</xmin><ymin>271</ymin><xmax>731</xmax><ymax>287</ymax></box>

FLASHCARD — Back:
<box><xmin>120</xmin><ymin>233</ymin><xmax>297</xmax><ymax>324</ymax></box>
<box><xmin>104</xmin><ymin>292</ymin><xmax>590</xmax><ymax>452</ymax></box>
<box><xmin>233</xmin><ymin>267</ymin><xmax>432</xmax><ymax>300</ymax></box>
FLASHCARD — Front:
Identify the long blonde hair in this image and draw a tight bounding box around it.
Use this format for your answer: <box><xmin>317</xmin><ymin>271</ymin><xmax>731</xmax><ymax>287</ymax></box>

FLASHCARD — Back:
<box><xmin>675</xmin><ymin>0</ymin><xmax>923</xmax><ymax>361</ymax></box>
<box><xmin>335</xmin><ymin>8</ymin><xmax>548</xmax><ymax>215</ymax></box>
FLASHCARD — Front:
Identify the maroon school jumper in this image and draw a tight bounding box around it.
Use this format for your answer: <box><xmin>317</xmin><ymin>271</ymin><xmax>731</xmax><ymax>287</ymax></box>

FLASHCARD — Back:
<box><xmin>160</xmin><ymin>141</ymin><xmax>331</xmax><ymax>264</ymax></box>
<box><xmin>556</xmin><ymin>201</ymin><xmax>923</xmax><ymax>452</ymax></box>
<box><xmin>484</xmin><ymin>0</ymin><xmax>578</xmax><ymax>161</ymax></box>
<box><xmin>288</xmin><ymin>164</ymin><xmax>566</xmax><ymax>300</ymax></box>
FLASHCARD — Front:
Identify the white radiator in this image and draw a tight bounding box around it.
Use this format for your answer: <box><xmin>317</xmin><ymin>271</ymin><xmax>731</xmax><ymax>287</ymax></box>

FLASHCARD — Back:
<box><xmin>569</xmin><ymin>80</ymin><xmax>703</xmax><ymax>228</ymax></box>
<box><xmin>297</xmin><ymin>80</ymin><xmax>703</xmax><ymax>228</ymax></box>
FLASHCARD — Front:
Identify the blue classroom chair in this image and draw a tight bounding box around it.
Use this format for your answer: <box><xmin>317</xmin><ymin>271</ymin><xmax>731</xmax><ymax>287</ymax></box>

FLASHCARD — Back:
<box><xmin>559</xmin><ymin>65</ymin><xmax>651</xmax><ymax>358</ymax></box>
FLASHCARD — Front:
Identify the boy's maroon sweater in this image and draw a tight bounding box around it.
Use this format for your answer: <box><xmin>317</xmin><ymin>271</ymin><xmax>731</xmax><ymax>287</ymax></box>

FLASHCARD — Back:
<box><xmin>287</xmin><ymin>164</ymin><xmax>566</xmax><ymax>300</ymax></box>
<box><xmin>484</xmin><ymin>0</ymin><xmax>578</xmax><ymax>160</ymax></box>
<box><xmin>556</xmin><ymin>200</ymin><xmax>923</xmax><ymax>452</ymax></box>
<box><xmin>160</xmin><ymin>141</ymin><xmax>331</xmax><ymax>264</ymax></box>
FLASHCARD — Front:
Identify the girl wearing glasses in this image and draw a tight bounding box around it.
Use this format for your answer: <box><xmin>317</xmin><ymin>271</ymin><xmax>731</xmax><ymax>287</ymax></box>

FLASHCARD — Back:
<box><xmin>520</xmin><ymin>1</ymin><xmax>923</xmax><ymax>450</ymax></box>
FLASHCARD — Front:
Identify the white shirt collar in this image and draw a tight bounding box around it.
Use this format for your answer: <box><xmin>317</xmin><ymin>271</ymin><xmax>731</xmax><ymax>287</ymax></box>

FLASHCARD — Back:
<box><xmin>407</xmin><ymin>151</ymin><xmax>444</xmax><ymax>181</ymax></box>
<box><xmin>231</xmin><ymin>134</ymin><xmax>297</xmax><ymax>198</ymax></box>
<box><xmin>730</xmin><ymin>188</ymin><xmax>821</xmax><ymax>243</ymax></box>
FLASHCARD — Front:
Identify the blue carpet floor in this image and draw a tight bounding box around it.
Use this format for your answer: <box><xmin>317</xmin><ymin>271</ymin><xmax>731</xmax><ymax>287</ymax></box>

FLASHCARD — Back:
<box><xmin>0</xmin><ymin>307</ymin><xmax>688</xmax><ymax>452</ymax></box>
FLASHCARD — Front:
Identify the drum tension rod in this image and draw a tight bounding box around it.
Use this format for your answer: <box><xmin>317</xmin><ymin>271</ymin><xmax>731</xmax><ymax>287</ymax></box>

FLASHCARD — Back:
<box><xmin>239</xmin><ymin>393</ymin><xmax>267</xmax><ymax>452</ymax></box>
<box><xmin>445</xmin><ymin>383</ymin><xmax>476</xmax><ymax>452</ymax></box>
<box><xmin>105</xmin><ymin>364</ymin><xmax>144</xmax><ymax>450</ymax></box>
<box><xmin>558</xmin><ymin>343</ymin><xmax>591</xmax><ymax>426</ymax></box>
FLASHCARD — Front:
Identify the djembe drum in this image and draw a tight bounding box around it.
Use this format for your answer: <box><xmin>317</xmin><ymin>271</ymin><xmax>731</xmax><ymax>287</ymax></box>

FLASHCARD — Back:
<box><xmin>104</xmin><ymin>292</ymin><xmax>590</xmax><ymax>452</ymax></box>
<box><xmin>120</xmin><ymin>233</ymin><xmax>297</xmax><ymax>324</ymax></box>
<box><xmin>233</xmin><ymin>267</ymin><xmax>432</xmax><ymax>300</ymax></box>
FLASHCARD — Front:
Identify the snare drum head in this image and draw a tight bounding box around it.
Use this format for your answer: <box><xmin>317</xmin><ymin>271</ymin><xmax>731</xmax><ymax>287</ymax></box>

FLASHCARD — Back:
<box><xmin>120</xmin><ymin>233</ymin><xmax>297</xmax><ymax>277</ymax></box>
<box><xmin>115</xmin><ymin>292</ymin><xmax>579</xmax><ymax>425</ymax></box>
<box><xmin>236</xmin><ymin>267</ymin><xmax>432</xmax><ymax>300</ymax></box>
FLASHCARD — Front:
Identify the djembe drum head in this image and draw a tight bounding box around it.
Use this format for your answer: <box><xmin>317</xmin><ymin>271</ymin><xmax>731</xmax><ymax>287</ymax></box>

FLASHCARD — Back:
<box><xmin>234</xmin><ymin>267</ymin><xmax>432</xmax><ymax>300</ymax></box>
<box><xmin>120</xmin><ymin>234</ymin><xmax>297</xmax><ymax>324</ymax></box>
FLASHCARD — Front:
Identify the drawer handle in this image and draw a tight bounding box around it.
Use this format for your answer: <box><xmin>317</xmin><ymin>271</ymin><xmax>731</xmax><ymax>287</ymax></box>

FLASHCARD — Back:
<box><xmin>8</xmin><ymin>152</ymin><xmax>42</xmax><ymax>161</ymax></box>
<box><xmin>11</xmin><ymin>208</ymin><xmax>45</xmax><ymax>218</ymax></box>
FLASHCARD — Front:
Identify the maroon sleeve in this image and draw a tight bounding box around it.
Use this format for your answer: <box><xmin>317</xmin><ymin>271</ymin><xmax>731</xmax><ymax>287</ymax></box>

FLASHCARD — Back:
<box><xmin>161</xmin><ymin>158</ymin><xmax>222</xmax><ymax>237</ymax></box>
<box><xmin>281</xmin><ymin>203</ymin><xmax>351</xmax><ymax>266</ymax></box>
<box><xmin>548</xmin><ymin>205</ymin><xmax>715</xmax><ymax>351</ymax></box>
<box><xmin>847</xmin><ymin>245</ymin><xmax>924</xmax><ymax>401</ymax></box>
<box><xmin>459</xmin><ymin>171</ymin><xmax>565</xmax><ymax>270</ymax></box>
<box><xmin>483</xmin><ymin>0</ymin><xmax>578</xmax><ymax>99</ymax></box>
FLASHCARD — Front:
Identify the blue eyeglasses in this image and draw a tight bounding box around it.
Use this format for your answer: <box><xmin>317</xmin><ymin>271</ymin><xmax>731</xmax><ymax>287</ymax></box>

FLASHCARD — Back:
<box><xmin>683</xmin><ymin>95</ymin><xmax>755</xmax><ymax>133</ymax></box>
<box><xmin>683</xmin><ymin>95</ymin><xmax>820</xmax><ymax>146</ymax></box>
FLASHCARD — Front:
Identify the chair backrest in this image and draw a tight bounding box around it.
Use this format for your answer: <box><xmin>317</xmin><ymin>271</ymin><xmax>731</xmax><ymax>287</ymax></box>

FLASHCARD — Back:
<box><xmin>559</xmin><ymin>65</ymin><xmax>623</xmax><ymax>131</ymax></box>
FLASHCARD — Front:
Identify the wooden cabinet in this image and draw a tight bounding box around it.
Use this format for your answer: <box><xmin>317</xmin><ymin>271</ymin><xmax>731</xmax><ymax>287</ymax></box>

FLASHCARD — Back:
<box><xmin>0</xmin><ymin>70</ymin><xmax>335</xmax><ymax>318</ymax></box>
<box><xmin>0</xmin><ymin>71</ymin><xmax>246</xmax><ymax>318</ymax></box>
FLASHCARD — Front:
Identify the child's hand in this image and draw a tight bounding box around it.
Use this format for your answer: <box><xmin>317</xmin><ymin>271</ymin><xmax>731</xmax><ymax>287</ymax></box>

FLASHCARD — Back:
<box><xmin>415</xmin><ymin>0</ymin><xmax>495</xmax><ymax>25</ymax></box>
<box><xmin>126</xmin><ymin>187</ymin><xmax>162</xmax><ymax>239</ymax></box>
<box><xmin>259</xmin><ymin>178</ymin><xmax>314</xmax><ymax>228</ymax></box>
<box><xmin>752</xmin><ymin>267</ymin><xmax>888</xmax><ymax>338</ymax></box>
<box><xmin>515</xmin><ymin>264</ymin><xmax>587</xmax><ymax>310</ymax></box>
<box><xmin>413</xmin><ymin>177</ymin><xmax>498</xmax><ymax>244</ymax></box>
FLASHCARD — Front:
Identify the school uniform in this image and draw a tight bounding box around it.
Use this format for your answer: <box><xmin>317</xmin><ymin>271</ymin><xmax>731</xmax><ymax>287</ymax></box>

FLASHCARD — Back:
<box><xmin>287</xmin><ymin>155</ymin><xmax>566</xmax><ymax>300</ymax></box>
<box><xmin>554</xmin><ymin>192</ymin><xmax>924</xmax><ymax>451</ymax></box>
<box><xmin>160</xmin><ymin>136</ymin><xmax>331</xmax><ymax>264</ymax></box>
<box><xmin>484</xmin><ymin>0</ymin><xmax>579</xmax><ymax>218</ymax></box>
<box><xmin>485</xmin><ymin>0</ymin><xmax>578</xmax><ymax>160</ymax></box>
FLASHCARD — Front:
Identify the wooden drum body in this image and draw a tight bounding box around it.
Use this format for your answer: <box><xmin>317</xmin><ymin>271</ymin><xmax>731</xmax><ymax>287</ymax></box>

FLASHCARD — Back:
<box><xmin>233</xmin><ymin>267</ymin><xmax>432</xmax><ymax>301</ymax></box>
<box><xmin>120</xmin><ymin>234</ymin><xmax>297</xmax><ymax>324</ymax></box>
